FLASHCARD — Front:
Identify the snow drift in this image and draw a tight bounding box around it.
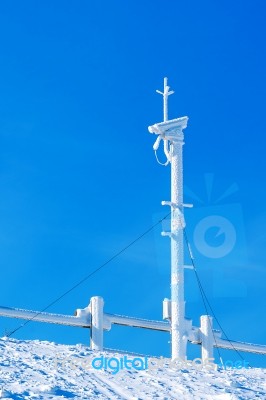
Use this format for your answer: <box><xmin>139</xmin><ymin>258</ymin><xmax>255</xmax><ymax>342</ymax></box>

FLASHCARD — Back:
<box><xmin>0</xmin><ymin>338</ymin><xmax>265</xmax><ymax>399</ymax></box>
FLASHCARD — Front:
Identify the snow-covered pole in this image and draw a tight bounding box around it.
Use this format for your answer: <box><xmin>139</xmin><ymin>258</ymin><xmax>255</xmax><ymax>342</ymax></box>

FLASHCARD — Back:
<box><xmin>90</xmin><ymin>296</ymin><xmax>104</xmax><ymax>351</ymax></box>
<box><xmin>169</xmin><ymin>132</ymin><xmax>186</xmax><ymax>360</ymax></box>
<box><xmin>148</xmin><ymin>78</ymin><xmax>188</xmax><ymax>360</ymax></box>
<box><xmin>200</xmin><ymin>315</ymin><xmax>214</xmax><ymax>363</ymax></box>
<box><xmin>156</xmin><ymin>77</ymin><xmax>174</xmax><ymax>122</ymax></box>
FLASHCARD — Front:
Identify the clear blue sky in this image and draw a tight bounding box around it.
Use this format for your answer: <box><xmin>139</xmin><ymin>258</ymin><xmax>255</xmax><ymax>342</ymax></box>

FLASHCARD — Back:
<box><xmin>0</xmin><ymin>1</ymin><xmax>266</xmax><ymax>367</ymax></box>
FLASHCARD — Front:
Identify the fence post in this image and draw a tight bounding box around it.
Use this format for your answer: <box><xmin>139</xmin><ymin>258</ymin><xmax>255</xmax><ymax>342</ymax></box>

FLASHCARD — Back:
<box><xmin>200</xmin><ymin>315</ymin><xmax>213</xmax><ymax>363</ymax></box>
<box><xmin>90</xmin><ymin>296</ymin><xmax>104</xmax><ymax>351</ymax></box>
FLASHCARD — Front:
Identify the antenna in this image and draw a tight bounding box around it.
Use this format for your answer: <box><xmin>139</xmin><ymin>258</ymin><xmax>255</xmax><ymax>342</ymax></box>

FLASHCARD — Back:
<box><xmin>154</xmin><ymin>77</ymin><xmax>175</xmax><ymax>165</ymax></box>
<box><xmin>156</xmin><ymin>77</ymin><xmax>174</xmax><ymax>122</ymax></box>
<box><xmin>149</xmin><ymin>83</ymin><xmax>189</xmax><ymax>360</ymax></box>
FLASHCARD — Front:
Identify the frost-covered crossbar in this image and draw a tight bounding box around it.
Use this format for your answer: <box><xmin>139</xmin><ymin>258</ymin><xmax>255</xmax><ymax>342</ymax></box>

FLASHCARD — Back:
<box><xmin>0</xmin><ymin>305</ymin><xmax>90</xmax><ymax>327</ymax></box>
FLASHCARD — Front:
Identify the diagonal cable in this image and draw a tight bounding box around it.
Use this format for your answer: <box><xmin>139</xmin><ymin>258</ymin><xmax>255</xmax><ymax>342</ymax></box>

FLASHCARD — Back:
<box><xmin>7</xmin><ymin>212</ymin><xmax>171</xmax><ymax>338</ymax></box>
<box><xmin>183</xmin><ymin>227</ymin><xmax>247</xmax><ymax>365</ymax></box>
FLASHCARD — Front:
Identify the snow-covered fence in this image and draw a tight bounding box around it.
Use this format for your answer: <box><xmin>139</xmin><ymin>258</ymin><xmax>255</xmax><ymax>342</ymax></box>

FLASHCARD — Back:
<box><xmin>0</xmin><ymin>305</ymin><xmax>91</xmax><ymax>328</ymax></box>
<box><xmin>1</xmin><ymin>296</ymin><xmax>266</xmax><ymax>362</ymax></box>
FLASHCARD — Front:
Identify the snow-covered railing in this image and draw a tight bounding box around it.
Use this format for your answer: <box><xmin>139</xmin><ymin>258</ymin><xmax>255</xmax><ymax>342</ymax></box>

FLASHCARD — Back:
<box><xmin>0</xmin><ymin>305</ymin><xmax>91</xmax><ymax>327</ymax></box>
<box><xmin>1</xmin><ymin>297</ymin><xmax>266</xmax><ymax>362</ymax></box>
<box><xmin>214</xmin><ymin>338</ymin><xmax>266</xmax><ymax>355</ymax></box>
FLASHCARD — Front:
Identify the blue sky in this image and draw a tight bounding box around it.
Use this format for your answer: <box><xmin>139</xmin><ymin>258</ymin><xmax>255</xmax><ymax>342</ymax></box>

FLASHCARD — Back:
<box><xmin>0</xmin><ymin>0</ymin><xmax>266</xmax><ymax>367</ymax></box>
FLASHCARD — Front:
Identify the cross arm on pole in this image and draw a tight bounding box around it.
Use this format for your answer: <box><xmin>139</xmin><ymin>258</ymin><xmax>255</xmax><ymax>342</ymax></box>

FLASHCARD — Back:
<box><xmin>156</xmin><ymin>77</ymin><xmax>174</xmax><ymax>122</ymax></box>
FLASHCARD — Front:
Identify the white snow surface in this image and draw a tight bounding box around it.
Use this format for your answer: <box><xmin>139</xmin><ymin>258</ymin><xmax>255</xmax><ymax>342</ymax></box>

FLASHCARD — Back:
<box><xmin>0</xmin><ymin>337</ymin><xmax>265</xmax><ymax>399</ymax></box>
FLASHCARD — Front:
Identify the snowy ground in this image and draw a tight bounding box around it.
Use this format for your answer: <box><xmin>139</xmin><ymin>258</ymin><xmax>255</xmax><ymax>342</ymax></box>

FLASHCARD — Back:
<box><xmin>0</xmin><ymin>338</ymin><xmax>265</xmax><ymax>399</ymax></box>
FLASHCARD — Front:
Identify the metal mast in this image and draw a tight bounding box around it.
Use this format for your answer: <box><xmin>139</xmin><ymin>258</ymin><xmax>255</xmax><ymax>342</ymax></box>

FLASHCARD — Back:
<box><xmin>148</xmin><ymin>78</ymin><xmax>189</xmax><ymax>360</ymax></box>
<box><xmin>156</xmin><ymin>77</ymin><xmax>174</xmax><ymax>122</ymax></box>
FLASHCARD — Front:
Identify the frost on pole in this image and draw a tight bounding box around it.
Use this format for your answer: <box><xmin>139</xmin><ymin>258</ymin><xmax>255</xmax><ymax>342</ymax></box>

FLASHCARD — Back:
<box><xmin>155</xmin><ymin>77</ymin><xmax>174</xmax><ymax>122</ymax></box>
<box><xmin>90</xmin><ymin>296</ymin><xmax>104</xmax><ymax>351</ymax></box>
<box><xmin>148</xmin><ymin>77</ymin><xmax>189</xmax><ymax>360</ymax></box>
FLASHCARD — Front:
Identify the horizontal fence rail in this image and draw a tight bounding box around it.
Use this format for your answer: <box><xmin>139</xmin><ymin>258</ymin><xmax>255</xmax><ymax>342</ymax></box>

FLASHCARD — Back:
<box><xmin>0</xmin><ymin>306</ymin><xmax>90</xmax><ymax>327</ymax></box>
<box><xmin>215</xmin><ymin>338</ymin><xmax>266</xmax><ymax>355</ymax></box>
<box><xmin>1</xmin><ymin>298</ymin><xmax>266</xmax><ymax>361</ymax></box>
